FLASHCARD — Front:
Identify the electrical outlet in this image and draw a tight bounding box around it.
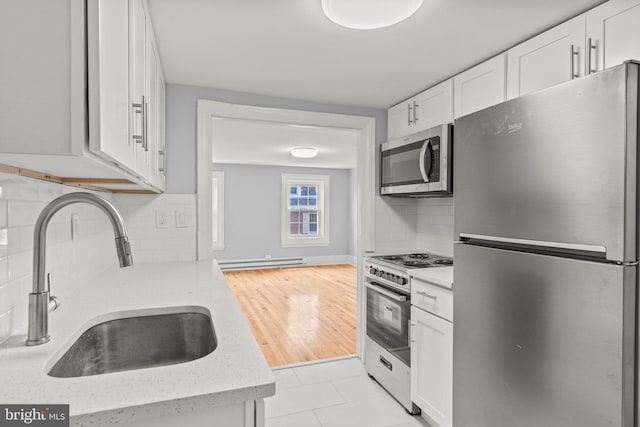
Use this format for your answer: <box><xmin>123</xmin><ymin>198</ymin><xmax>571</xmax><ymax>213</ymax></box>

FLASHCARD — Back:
<box><xmin>156</xmin><ymin>209</ymin><xmax>169</xmax><ymax>228</ymax></box>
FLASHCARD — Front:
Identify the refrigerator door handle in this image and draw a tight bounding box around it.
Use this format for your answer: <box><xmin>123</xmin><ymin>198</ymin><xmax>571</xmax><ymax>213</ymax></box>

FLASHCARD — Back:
<box><xmin>459</xmin><ymin>233</ymin><xmax>606</xmax><ymax>254</ymax></box>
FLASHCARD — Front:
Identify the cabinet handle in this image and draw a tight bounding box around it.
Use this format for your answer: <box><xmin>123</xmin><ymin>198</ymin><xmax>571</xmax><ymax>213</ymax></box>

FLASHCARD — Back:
<box><xmin>407</xmin><ymin>103</ymin><xmax>413</xmax><ymax>125</ymax></box>
<box><xmin>132</xmin><ymin>95</ymin><xmax>147</xmax><ymax>150</ymax></box>
<box><xmin>587</xmin><ymin>38</ymin><xmax>597</xmax><ymax>75</ymax></box>
<box><xmin>143</xmin><ymin>97</ymin><xmax>149</xmax><ymax>152</ymax></box>
<box><xmin>409</xmin><ymin>321</ymin><xmax>415</xmax><ymax>344</ymax></box>
<box><xmin>417</xmin><ymin>291</ymin><xmax>437</xmax><ymax>300</ymax></box>
<box><xmin>570</xmin><ymin>44</ymin><xmax>579</xmax><ymax>79</ymax></box>
<box><xmin>413</xmin><ymin>101</ymin><xmax>418</xmax><ymax>123</ymax></box>
<box><xmin>159</xmin><ymin>148</ymin><xmax>166</xmax><ymax>175</ymax></box>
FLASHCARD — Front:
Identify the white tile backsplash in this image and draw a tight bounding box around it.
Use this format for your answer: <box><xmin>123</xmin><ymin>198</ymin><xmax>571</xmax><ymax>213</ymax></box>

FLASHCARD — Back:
<box><xmin>375</xmin><ymin>195</ymin><xmax>454</xmax><ymax>256</ymax></box>
<box><xmin>416</xmin><ymin>197</ymin><xmax>454</xmax><ymax>256</ymax></box>
<box><xmin>0</xmin><ymin>172</ymin><xmax>198</xmax><ymax>344</ymax></box>
<box><xmin>112</xmin><ymin>193</ymin><xmax>197</xmax><ymax>264</ymax></box>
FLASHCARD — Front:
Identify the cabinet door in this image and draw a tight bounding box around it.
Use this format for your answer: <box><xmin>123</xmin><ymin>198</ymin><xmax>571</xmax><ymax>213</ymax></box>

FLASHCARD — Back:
<box><xmin>147</xmin><ymin>32</ymin><xmax>159</xmax><ymax>181</ymax></box>
<box><xmin>88</xmin><ymin>0</ymin><xmax>134</xmax><ymax>169</ymax></box>
<box><xmin>130</xmin><ymin>0</ymin><xmax>148</xmax><ymax>173</ymax></box>
<box><xmin>413</xmin><ymin>78</ymin><xmax>453</xmax><ymax>131</ymax></box>
<box><xmin>586</xmin><ymin>0</ymin><xmax>640</xmax><ymax>74</ymax></box>
<box><xmin>411</xmin><ymin>307</ymin><xmax>452</xmax><ymax>427</ymax></box>
<box><xmin>507</xmin><ymin>15</ymin><xmax>586</xmax><ymax>99</ymax></box>
<box><xmin>454</xmin><ymin>54</ymin><xmax>506</xmax><ymax>119</ymax></box>
<box><xmin>387</xmin><ymin>101</ymin><xmax>413</xmax><ymax>139</ymax></box>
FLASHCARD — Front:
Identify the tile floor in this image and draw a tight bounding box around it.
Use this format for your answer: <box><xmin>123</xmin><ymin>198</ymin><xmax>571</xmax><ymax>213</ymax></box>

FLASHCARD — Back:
<box><xmin>265</xmin><ymin>356</ymin><xmax>430</xmax><ymax>427</ymax></box>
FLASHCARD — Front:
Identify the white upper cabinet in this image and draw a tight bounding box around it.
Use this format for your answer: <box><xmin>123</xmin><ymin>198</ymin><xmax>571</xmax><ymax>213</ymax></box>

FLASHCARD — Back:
<box><xmin>507</xmin><ymin>15</ymin><xmax>586</xmax><ymax>99</ymax></box>
<box><xmin>413</xmin><ymin>79</ymin><xmax>454</xmax><ymax>131</ymax></box>
<box><xmin>88</xmin><ymin>0</ymin><xmax>135</xmax><ymax>172</ymax></box>
<box><xmin>0</xmin><ymin>0</ymin><xmax>165</xmax><ymax>193</ymax></box>
<box><xmin>586</xmin><ymin>0</ymin><xmax>640</xmax><ymax>74</ymax></box>
<box><xmin>454</xmin><ymin>54</ymin><xmax>506</xmax><ymax>119</ymax></box>
<box><xmin>388</xmin><ymin>79</ymin><xmax>453</xmax><ymax>140</ymax></box>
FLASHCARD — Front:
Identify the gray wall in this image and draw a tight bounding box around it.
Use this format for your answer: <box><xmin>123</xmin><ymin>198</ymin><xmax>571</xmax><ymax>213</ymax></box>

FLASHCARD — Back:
<box><xmin>165</xmin><ymin>84</ymin><xmax>387</xmax><ymax>194</ymax></box>
<box><xmin>212</xmin><ymin>163</ymin><xmax>353</xmax><ymax>261</ymax></box>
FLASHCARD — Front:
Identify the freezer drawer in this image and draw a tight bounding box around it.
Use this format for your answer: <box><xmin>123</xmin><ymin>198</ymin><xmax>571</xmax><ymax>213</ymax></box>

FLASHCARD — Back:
<box><xmin>453</xmin><ymin>62</ymin><xmax>638</xmax><ymax>262</ymax></box>
<box><xmin>453</xmin><ymin>243</ymin><xmax>636</xmax><ymax>427</ymax></box>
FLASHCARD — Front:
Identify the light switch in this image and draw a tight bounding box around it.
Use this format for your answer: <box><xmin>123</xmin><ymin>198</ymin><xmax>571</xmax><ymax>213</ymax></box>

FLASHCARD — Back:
<box><xmin>175</xmin><ymin>209</ymin><xmax>188</xmax><ymax>228</ymax></box>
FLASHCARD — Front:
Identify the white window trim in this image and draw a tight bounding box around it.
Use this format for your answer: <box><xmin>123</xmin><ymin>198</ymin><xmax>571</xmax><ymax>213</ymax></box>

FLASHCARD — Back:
<box><xmin>281</xmin><ymin>174</ymin><xmax>330</xmax><ymax>247</ymax></box>
<box><xmin>211</xmin><ymin>171</ymin><xmax>225</xmax><ymax>250</ymax></box>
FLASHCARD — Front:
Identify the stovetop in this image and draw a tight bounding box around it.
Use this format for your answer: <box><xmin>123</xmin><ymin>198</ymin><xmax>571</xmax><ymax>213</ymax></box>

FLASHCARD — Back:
<box><xmin>369</xmin><ymin>253</ymin><xmax>453</xmax><ymax>269</ymax></box>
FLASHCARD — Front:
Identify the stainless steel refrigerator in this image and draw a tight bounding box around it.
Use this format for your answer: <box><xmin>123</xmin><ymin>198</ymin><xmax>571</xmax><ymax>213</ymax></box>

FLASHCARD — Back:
<box><xmin>453</xmin><ymin>61</ymin><xmax>638</xmax><ymax>427</ymax></box>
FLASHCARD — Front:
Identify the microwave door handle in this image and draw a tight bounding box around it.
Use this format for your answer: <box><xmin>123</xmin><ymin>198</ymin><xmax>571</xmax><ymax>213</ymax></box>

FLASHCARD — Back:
<box><xmin>419</xmin><ymin>140</ymin><xmax>432</xmax><ymax>182</ymax></box>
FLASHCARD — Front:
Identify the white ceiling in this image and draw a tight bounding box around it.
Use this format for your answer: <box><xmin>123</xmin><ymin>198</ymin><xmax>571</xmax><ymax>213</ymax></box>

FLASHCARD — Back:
<box><xmin>149</xmin><ymin>0</ymin><xmax>605</xmax><ymax>169</ymax></box>
<box><xmin>148</xmin><ymin>0</ymin><xmax>605</xmax><ymax>110</ymax></box>
<box><xmin>210</xmin><ymin>118</ymin><xmax>359</xmax><ymax>169</ymax></box>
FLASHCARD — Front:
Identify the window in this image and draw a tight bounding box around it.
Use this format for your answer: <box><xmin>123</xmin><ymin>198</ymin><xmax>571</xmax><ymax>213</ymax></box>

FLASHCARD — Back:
<box><xmin>282</xmin><ymin>174</ymin><xmax>330</xmax><ymax>247</ymax></box>
<box><xmin>211</xmin><ymin>171</ymin><xmax>225</xmax><ymax>250</ymax></box>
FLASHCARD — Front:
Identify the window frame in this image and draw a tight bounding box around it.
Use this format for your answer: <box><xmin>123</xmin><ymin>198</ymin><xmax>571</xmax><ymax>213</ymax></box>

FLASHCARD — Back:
<box><xmin>281</xmin><ymin>173</ymin><xmax>330</xmax><ymax>247</ymax></box>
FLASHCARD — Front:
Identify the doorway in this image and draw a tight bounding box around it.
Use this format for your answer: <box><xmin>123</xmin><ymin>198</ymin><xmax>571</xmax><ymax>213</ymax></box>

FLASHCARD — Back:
<box><xmin>196</xmin><ymin>100</ymin><xmax>376</xmax><ymax>362</ymax></box>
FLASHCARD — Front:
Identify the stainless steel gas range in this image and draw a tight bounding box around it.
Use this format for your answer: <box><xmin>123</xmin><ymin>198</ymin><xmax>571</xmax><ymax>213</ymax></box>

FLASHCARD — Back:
<box><xmin>363</xmin><ymin>252</ymin><xmax>453</xmax><ymax>414</ymax></box>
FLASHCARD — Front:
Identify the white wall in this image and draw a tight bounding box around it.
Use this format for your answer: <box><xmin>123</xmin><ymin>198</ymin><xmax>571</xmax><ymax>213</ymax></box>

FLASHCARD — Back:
<box><xmin>165</xmin><ymin>84</ymin><xmax>387</xmax><ymax>194</ymax></box>
<box><xmin>0</xmin><ymin>173</ymin><xmax>115</xmax><ymax>343</ymax></box>
<box><xmin>0</xmin><ymin>172</ymin><xmax>198</xmax><ymax>343</ymax></box>
<box><xmin>374</xmin><ymin>196</ymin><xmax>455</xmax><ymax>257</ymax></box>
<box><xmin>211</xmin><ymin>163</ymin><xmax>353</xmax><ymax>261</ymax></box>
<box><xmin>416</xmin><ymin>198</ymin><xmax>455</xmax><ymax>257</ymax></box>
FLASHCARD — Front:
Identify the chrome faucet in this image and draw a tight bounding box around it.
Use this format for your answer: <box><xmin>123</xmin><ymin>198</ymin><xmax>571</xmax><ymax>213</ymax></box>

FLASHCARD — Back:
<box><xmin>26</xmin><ymin>192</ymin><xmax>134</xmax><ymax>346</ymax></box>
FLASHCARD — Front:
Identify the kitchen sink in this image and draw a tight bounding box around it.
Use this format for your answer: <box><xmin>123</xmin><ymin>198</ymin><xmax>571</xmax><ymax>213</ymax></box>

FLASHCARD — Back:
<box><xmin>47</xmin><ymin>307</ymin><xmax>217</xmax><ymax>378</ymax></box>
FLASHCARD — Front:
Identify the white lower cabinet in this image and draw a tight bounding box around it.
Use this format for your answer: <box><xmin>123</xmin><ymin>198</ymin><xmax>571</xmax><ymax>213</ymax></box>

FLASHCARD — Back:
<box><xmin>411</xmin><ymin>278</ymin><xmax>453</xmax><ymax>427</ymax></box>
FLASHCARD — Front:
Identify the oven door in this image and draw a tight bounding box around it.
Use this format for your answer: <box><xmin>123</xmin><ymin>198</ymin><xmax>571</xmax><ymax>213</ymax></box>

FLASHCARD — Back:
<box><xmin>366</xmin><ymin>282</ymin><xmax>411</xmax><ymax>365</ymax></box>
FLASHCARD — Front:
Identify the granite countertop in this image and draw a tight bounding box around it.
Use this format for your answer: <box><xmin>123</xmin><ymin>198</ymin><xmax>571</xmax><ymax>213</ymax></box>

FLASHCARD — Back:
<box><xmin>0</xmin><ymin>261</ymin><xmax>275</xmax><ymax>426</ymax></box>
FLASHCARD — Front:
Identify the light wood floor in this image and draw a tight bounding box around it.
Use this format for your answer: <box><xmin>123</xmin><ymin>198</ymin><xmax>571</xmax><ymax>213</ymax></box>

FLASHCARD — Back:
<box><xmin>223</xmin><ymin>264</ymin><xmax>357</xmax><ymax>367</ymax></box>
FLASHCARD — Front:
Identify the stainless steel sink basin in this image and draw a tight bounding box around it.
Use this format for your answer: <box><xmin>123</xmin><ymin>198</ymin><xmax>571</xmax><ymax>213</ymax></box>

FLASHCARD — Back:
<box><xmin>48</xmin><ymin>309</ymin><xmax>217</xmax><ymax>378</ymax></box>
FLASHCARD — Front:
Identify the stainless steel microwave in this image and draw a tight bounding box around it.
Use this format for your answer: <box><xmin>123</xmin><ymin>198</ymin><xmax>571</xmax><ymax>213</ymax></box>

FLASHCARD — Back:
<box><xmin>380</xmin><ymin>124</ymin><xmax>453</xmax><ymax>197</ymax></box>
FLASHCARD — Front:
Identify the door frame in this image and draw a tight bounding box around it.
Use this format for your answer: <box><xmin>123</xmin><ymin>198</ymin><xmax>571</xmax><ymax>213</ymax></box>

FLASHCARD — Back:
<box><xmin>196</xmin><ymin>99</ymin><xmax>376</xmax><ymax>358</ymax></box>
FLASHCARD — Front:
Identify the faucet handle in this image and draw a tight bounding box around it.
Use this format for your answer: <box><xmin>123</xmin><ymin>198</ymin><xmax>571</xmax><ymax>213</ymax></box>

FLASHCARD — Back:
<box><xmin>46</xmin><ymin>273</ymin><xmax>60</xmax><ymax>312</ymax></box>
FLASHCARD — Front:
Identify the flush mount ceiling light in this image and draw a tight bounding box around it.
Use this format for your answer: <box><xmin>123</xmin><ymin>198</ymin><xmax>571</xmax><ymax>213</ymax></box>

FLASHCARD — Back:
<box><xmin>291</xmin><ymin>147</ymin><xmax>318</xmax><ymax>158</ymax></box>
<box><xmin>321</xmin><ymin>0</ymin><xmax>423</xmax><ymax>30</ymax></box>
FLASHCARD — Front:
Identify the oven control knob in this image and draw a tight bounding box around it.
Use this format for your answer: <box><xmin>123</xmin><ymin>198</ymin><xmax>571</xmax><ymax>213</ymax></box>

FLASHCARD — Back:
<box><xmin>369</xmin><ymin>267</ymin><xmax>376</xmax><ymax>275</ymax></box>
<box><xmin>383</xmin><ymin>273</ymin><xmax>390</xmax><ymax>280</ymax></box>
<box><xmin>376</xmin><ymin>270</ymin><xmax>383</xmax><ymax>277</ymax></box>
<box><xmin>396</xmin><ymin>276</ymin><xmax>403</xmax><ymax>284</ymax></box>
<box><xmin>399</xmin><ymin>277</ymin><xmax>407</xmax><ymax>285</ymax></box>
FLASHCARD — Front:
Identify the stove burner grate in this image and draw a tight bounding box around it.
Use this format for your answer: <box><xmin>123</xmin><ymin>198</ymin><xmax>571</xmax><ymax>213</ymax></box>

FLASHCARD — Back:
<box><xmin>403</xmin><ymin>260</ymin><xmax>430</xmax><ymax>268</ymax></box>
<box><xmin>408</xmin><ymin>253</ymin><xmax>431</xmax><ymax>260</ymax></box>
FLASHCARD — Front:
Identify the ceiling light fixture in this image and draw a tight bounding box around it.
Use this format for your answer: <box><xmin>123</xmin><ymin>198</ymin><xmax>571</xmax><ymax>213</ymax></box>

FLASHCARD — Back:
<box><xmin>291</xmin><ymin>147</ymin><xmax>318</xmax><ymax>158</ymax></box>
<box><xmin>321</xmin><ymin>0</ymin><xmax>423</xmax><ymax>30</ymax></box>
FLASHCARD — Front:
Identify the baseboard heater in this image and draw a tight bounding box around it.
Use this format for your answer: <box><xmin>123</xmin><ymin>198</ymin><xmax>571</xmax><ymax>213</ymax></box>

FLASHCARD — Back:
<box><xmin>217</xmin><ymin>257</ymin><xmax>305</xmax><ymax>271</ymax></box>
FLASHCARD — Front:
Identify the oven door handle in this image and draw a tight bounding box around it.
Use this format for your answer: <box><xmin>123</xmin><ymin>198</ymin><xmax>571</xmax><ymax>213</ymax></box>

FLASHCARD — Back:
<box><xmin>366</xmin><ymin>283</ymin><xmax>407</xmax><ymax>302</ymax></box>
